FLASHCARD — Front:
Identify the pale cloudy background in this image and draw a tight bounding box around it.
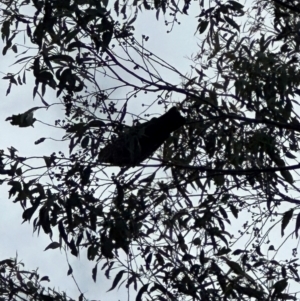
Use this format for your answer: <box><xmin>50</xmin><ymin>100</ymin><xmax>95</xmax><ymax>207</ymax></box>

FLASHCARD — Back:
<box><xmin>0</xmin><ymin>5</ymin><xmax>198</xmax><ymax>300</ymax></box>
<box><xmin>1</xmin><ymin>1</ymin><xmax>297</xmax><ymax>299</ymax></box>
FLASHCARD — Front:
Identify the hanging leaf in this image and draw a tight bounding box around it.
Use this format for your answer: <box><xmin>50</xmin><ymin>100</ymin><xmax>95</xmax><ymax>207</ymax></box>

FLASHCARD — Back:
<box><xmin>143</xmin><ymin>0</ymin><xmax>151</xmax><ymax>10</ymax></box>
<box><xmin>81</xmin><ymin>136</ymin><xmax>89</xmax><ymax>148</ymax></box>
<box><xmin>107</xmin><ymin>270</ymin><xmax>125</xmax><ymax>292</ymax></box>
<box><xmin>197</xmin><ymin>20</ymin><xmax>209</xmax><ymax>34</ymax></box>
<box><xmin>145</xmin><ymin>253</ymin><xmax>152</xmax><ymax>270</ymax></box>
<box><xmin>22</xmin><ymin>206</ymin><xmax>38</xmax><ymax>221</ymax></box>
<box><xmin>136</xmin><ymin>284</ymin><xmax>149</xmax><ymax>301</ymax></box>
<box><xmin>102</xmin><ymin>30</ymin><xmax>113</xmax><ymax>51</ymax></box>
<box><xmin>280</xmin><ymin>170</ymin><xmax>294</xmax><ymax>184</ymax></box>
<box><xmin>114</xmin><ymin>0</ymin><xmax>119</xmax><ymax>15</ymax></box>
<box><xmin>281</xmin><ymin>209</ymin><xmax>294</xmax><ymax>236</ymax></box>
<box><xmin>228</xmin><ymin>0</ymin><xmax>244</xmax><ymax>10</ymax></box>
<box><xmin>44</xmin><ymin>242</ymin><xmax>61</xmax><ymax>251</ymax></box>
<box><xmin>67</xmin><ymin>263</ymin><xmax>73</xmax><ymax>276</ymax></box>
<box><xmin>40</xmin><ymin>276</ymin><xmax>50</xmax><ymax>282</ymax></box>
<box><xmin>139</xmin><ymin>172</ymin><xmax>156</xmax><ymax>184</ymax></box>
<box><xmin>295</xmin><ymin>212</ymin><xmax>300</xmax><ymax>238</ymax></box>
<box><xmin>272</xmin><ymin>279</ymin><xmax>288</xmax><ymax>296</ymax></box>
<box><xmin>281</xmin><ymin>266</ymin><xmax>287</xmax><ymax>278</ymax></box>
<box><xmin>35</xmin><ymin>137</ymin><xmax>46</xmax><ymax>145</ymax></box>
<box><xmin>229</xmin><ymin>204</ymin><xmax>238</xmax><ymax>218</ymax></box>
<box><xmin>92</xmin><ymin>263</ymin><xmax>97</xmax><ymax>282</ymax></box>
<box><xmin>255</xmin><ymin>246</ymin><xmax>264</xmax><ymax>256</ymax></box>
<box><xmin>224</xmin><ymin>16</ymin><xmax>240</xmax><ymax>31</ymax></box>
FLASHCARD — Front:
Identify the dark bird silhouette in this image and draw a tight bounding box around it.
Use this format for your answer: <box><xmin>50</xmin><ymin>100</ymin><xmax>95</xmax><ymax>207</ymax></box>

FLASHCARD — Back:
<box><xmin>98</xmin><ymin>107</ymin><xmax>186</xmax><ymax>166</ymax></box>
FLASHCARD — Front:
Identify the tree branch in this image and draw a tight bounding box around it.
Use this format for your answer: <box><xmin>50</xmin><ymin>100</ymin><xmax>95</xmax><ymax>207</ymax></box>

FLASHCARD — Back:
<box><xmin>157</xmin><ymin>161</ymin><xmax>300</xmax><ymax>175</ymax></box>
<box><xmin>222</xmin><ymin>114</ymin><xmax>300</xmax><ymax>132</ymax></box>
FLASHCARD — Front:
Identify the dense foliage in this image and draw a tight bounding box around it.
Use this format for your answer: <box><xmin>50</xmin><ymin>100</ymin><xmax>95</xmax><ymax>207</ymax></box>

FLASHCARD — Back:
<box><xmin>1</xmin><ymin>0</ymin><xmax>300</xmax><ymax>300</ymax></box>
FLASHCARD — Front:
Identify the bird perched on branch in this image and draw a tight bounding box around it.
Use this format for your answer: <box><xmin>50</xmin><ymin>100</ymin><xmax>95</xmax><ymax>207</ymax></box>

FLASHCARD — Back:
<box><xmin>98</xmin><ymin>106</ymin><xmax>186</xmax><ymax>166</ymax></box>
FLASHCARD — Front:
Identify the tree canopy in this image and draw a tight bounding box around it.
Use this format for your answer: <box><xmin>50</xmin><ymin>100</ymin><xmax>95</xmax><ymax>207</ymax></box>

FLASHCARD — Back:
<box><xmin>1</xmin><ymin>0</ymin><xmax>300</xmax><ymax>300</ymax></box>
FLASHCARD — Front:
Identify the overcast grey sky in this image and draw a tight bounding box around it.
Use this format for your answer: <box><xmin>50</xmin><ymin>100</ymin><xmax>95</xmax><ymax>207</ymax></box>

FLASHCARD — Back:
<box><xmin>0</xmin><ymin>6</ymin><xmax>199</xmax><ymax>300</ymax></box>
<box><xmin>2</xmin><ymin>1</ymin><xmax>298</xmax><ymax>299</ymax></box>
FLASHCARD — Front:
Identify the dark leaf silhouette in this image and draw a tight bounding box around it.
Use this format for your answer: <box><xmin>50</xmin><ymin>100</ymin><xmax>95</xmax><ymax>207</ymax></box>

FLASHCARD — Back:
<box><xmin>92</xmin><ymin>264</ymin><xmax>97</xmax><ymax>282</ymax></box>
<box><xmin>295</xmin><ymin>212</ymin><xmax>300</xmax><ymax>238</ymax></box>
<box><xmin>44</xmin><ymin>242</ymin><xmax>60</xmax><ymax>251</ymax></box>
<box><xmin>281</xmin><ymin>209</ymin><xmax>294</xmax><ymax>236</ymax></box>
<box><xmin>107</xmin><ymin>270</ymin><xmax>125</xmax><ymax>292</ymax></box>
<box><xmin>136</xmin><ymin>284</ymin><xmax>149</xmax><ymax>301</ymax></box>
